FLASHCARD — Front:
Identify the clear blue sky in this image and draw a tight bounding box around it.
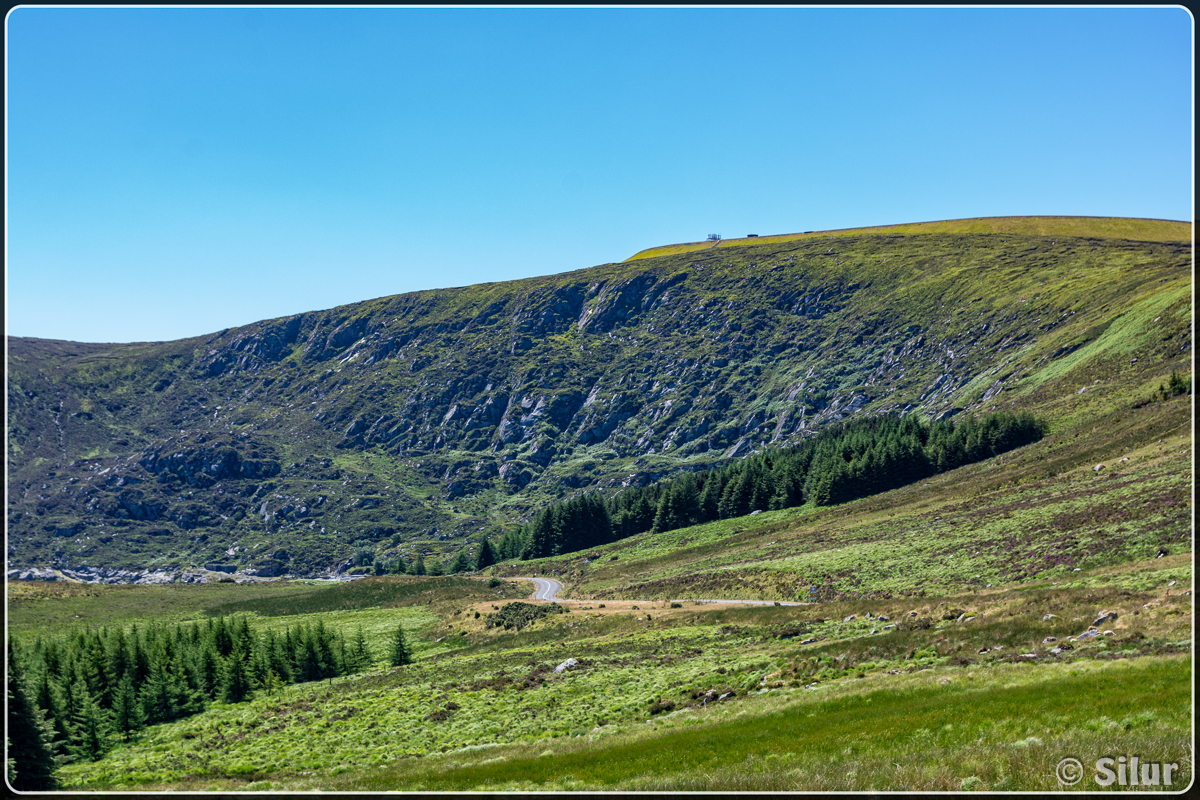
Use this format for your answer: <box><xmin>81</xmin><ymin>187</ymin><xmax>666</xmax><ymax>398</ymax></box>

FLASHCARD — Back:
<box><xmin>5</xmin><ymin>6</ymin><xmax>1193</xmax><ymax>344</ymax></box>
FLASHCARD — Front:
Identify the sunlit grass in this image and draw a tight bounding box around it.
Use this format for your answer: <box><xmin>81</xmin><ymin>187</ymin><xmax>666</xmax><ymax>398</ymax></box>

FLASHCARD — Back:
<box><xmin>627</xmin><ymin>217</ymin><xmax>1192</xmax><ymax>260</ymax></box>
<box><xmin>300</xmin><ymin>655</ymin><xmax>1193</xmax><ymax>792</ymax></box>
<box><xmin>44</xmin><ymin>551</ymin><xmax>1191</xmax><ymax>792</ymax></box>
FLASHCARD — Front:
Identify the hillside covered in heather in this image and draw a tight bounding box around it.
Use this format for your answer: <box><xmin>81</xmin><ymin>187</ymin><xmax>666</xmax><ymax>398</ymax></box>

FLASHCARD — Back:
<box><xmin>6</xmin><ymin>216</ymin><xmax>1192</xmax><ymax>579</ymax></box>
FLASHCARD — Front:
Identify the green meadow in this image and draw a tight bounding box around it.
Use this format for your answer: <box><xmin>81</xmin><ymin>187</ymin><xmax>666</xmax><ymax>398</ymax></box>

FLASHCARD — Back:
<box><xmin>19</xmin><ymin>557</ymin><xmax>1190</xmax><ymax>792</ymax></box>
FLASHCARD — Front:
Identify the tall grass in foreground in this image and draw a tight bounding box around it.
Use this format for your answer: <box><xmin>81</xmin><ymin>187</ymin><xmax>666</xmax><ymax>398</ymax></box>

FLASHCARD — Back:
<box><xmin>322</xmin><ymin>655</ymin><xmax>1191</xmax><ymax>793</ymax></box>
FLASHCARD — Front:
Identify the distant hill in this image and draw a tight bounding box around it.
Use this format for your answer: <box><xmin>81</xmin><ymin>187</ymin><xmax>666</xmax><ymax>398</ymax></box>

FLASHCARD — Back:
<box><xmin>6</xmin><ymin>216</ymin><xmax>1191</xmax><ymax>579</ymax></box>
<box><xmin>626</xmin><ymin>216</ymin><xmax>1192</xmax><ymax>260</ymax></box>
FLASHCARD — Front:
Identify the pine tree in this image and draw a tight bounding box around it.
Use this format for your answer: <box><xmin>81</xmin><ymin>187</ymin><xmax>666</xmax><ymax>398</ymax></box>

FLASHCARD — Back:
<box><xmin>232</xmin><ymin>616</ymin><xmax>255</xmax><ymax>656</ymax></box>
<box><xmin>103</xmin><ymin>629</ymin><xmax>133</xmax><ymax>697</ymax></box>
<box><xmin>264</xmin><ymin>630</ymin><xmax>293</xmax><ymax>685</ymax></box>
<box><xmin>498</xmin><ymin>528</ymin><xmax>526</xmax><ymax>561</ymax></box>
<box><xmin>68</xmin><ymin>686</ymin><xmax>112</xmax><ymax>762</ymax></box>
<box><xmin>698</xmin><ymin>473</ymin><xmax>723</xmax><ymax>522</ymax></box>
<box><xmin>264</xmin><ymin>670</ymin><xmax>286</xmax><ymax>698</ymax></box>
<box><xmin>78</xmin><ymin>632</ymin><xmax>109</xmax><ymax>708</ymax></box>
<box><xmin>449</xmin><ymin>549</ymin><xmax>472</xmax><ymax>574</ymax></box>
<box><xmin>348</xmin><ymin>627</ymin><xmax>372</xmax><ymax>672</ymax></box>
<box><xmin>621</xmin><ymin>491</ymin><xmax>656</xmax><ymax>536</ymax></box>
<box><xmin>128</xmin><ymin>626</ymin><xmax>151</xmax><ymax>687</ymax></box>
<box><xmin>248</xmin><ymin>640</ymin><xmax>272</xmax><ymax>689</ymax></box>
<box><xmin>196</xmin><ymin>642</ymin><xmax>222</xmax><ymax>700</ymax></box>
<box><xmin>652</xmin><ymin>484</ymin><xmax>685</xmax><ymax>533</ymax></box>
<box><xmin>210</xmin><ymin>616</ymin><xmax>233</xmax><ymax>658</ymax></box>
<box><xmin>474</xmin><ymin>539</ymin><xmax>497</xmax><ymax>571</ymax></box>
<box><xmin>579</xmin><ymin>494</ymin><xmax>613</xmax><ymax>548</ymax></box>
<box><xmin>719</xmin><ymin>469</ymin><xmax>752</xmax><ymax>519</ymax></box>
<box><xmin>171</xmin><ymin>649</ymin><xmax>205</xmax><ymax>717</ymax></box>
<box><xmin>746</xmin><ymin>462</ymin><xmax>774</xmax><ymax>512</ymax></box>
<box><xmin>413</xmin><ymin>553</ymin><xmax>427</xmax><ymax>576</ymax></box>
<box><xmin>389</xmin><ymin>625</ymin><xmax>412</xmax><ymax>667</ymax></box>
<box><xmin>295</xmin><ymin>625</ymin><xmax>321</xmax><ymax>682</ymax></box>
<box><xmin>60</xmin><ymin>671</ymin><xmax>93</xmax><ymax>753</ymax></box>
<box><xmin>768</xmin><ymin>464</ymin><xmax>793</xmax><ymax>510</ymax></box>
<box><xmin>33</xmin><ymin>669</ymin><xmax>70</xmax><ymax>760</ymax></box>
<box><xmin>219</xmin><ymin>647</ymin><xmax>252</xmax><ymax>704</ymax></box>
<box><xmin>140</xmin><ymin>651</ymin><xmax>182</xmax><ymax>724</ymax></box>
<box><xmin>1167</xmin><ymin>370</ymin><xmax>1190</xmax><ymax>397</ymax></box>
<box><xmin>524</xmin><ymin>509</ymin><xmax>555</xmax><ymax>559</ymax></box>
<box><xmin>335</xmin><ymin>634</ymin><xmax>348</xmax><ymax>678</ymax></box>
<box><xmin>549</xmin><ymin>503</ymin><xmax>572</xmax><ymax>555</ymax></box>
<box><xmin>111</xmin><ymin>674</ymin><xmax>144</xmax><ymax>742</ymax></box>
<box><xmin>7</xmin><ymin>639</ymin><xmax>59</xmax><ymax>789</ymax></box>
<box><xmin>312</xmin><ymin>620</ymin><xmax>339</xmax><ymax>679</ymax></box>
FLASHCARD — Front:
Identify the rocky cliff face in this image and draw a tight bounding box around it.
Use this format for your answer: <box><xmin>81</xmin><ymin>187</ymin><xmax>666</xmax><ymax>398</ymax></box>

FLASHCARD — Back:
<box><xmin>7</xmin><ymin>224</ymin><xmax>1192</xmax><ymax>578</ymax></box>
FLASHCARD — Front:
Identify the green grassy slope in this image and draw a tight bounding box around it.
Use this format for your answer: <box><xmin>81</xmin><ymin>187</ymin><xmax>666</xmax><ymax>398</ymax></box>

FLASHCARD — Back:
<box><xmin>498</xmin><ymin>394</ymin><xmax>1191</xmax><ymax>601</ymax></box>
<box><xmin>626</xmin><ymin>216</ymin><xmax>1192</xmax><ymax>260</ymax></box>
<box><xmin>13</xmin><ymin>545</ymin><xmax>1190</xmax><ymax>791</ymax></box>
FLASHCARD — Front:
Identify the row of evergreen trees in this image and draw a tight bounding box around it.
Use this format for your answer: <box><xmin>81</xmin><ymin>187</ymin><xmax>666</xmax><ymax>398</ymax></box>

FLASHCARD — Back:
<box><xmin>6</xmin><ymin>615</ymin><xmax>414</xmax><ymax>783</ymax></box>
<box><xmin>367</xmin><ymin>542</ymin><xmax>499</xmax><ymax>576</ymax></box>
<box><xmin>493</xmin><ymin>411</ymin><xmax>1044</xmax><ymax>560</ymax></box>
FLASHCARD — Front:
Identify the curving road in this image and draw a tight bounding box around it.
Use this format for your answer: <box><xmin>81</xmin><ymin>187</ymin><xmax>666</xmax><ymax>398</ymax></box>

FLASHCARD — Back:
<box><xmin>523</xmin><ymin>576</ymin><xmax>805</xmax><ymax>606</ymax></box>
<box><xmin>530</xmin><ymin>577</ymin><xmax>563</xmax><ymax>601</ymax></box>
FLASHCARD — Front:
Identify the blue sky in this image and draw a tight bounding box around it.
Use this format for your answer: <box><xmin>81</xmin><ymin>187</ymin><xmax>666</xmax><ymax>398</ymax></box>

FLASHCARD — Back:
<box><xmin>5</xmin><ymin>6</ymin><xmax>1193</xmax><ymax>344</ymax></box>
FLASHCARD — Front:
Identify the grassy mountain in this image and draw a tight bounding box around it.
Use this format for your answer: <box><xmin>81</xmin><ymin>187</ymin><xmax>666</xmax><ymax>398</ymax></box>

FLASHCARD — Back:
<box><xmin>6</xmin><ymin>216</ymin><xmax>1191</xmax><ymax>578</ymax></box>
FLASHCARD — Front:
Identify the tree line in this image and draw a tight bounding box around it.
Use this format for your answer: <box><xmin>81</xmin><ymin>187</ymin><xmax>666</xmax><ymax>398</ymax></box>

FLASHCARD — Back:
<box><xmin>6</xmin><ymin>615</ymin><xmax>414</xmax><ymax>789</ymax></box>
<box><xmin>357</xmin><ymin>542</ymin><xmax>499</xmax><ymax>577</ymax></box>
<box><xmin>492</xmin><ymin>410</ymin><xmax>1045</xmax><ymax>560</ymax></box>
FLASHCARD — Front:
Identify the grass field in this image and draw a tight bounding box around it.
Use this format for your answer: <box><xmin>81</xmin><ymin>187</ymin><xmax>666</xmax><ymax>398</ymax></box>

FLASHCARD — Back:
<box><xmin>626</xmin><ymin>216</ymin><xmax>1192</xmax><ymax>261</ymax></box>
<box><xmin>12</xmin><ymin>486</ymin><xmax>1192</xmax><ymax>792</ymax></box>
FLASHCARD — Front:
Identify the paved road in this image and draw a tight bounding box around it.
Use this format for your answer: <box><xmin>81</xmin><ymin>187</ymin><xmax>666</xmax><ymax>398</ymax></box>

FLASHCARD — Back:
<box><xmin>530</xmin><ymin>577</ymin><xmax>563</xmax><ymax>601</ymax></box>
<box><xmin>523</xmin><ymin>577</ymin><xmax>805</xmax><ymax>606</ymax></box>
<box><xmin>689</xmin><ymin>598</ymin><xmax>806</xmax><ymax>606</ymax></box>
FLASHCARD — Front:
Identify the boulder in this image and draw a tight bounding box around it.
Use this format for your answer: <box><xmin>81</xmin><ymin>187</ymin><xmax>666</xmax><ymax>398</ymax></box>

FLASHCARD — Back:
<box><xmin>553</xmin><ymin>658</ymin><xmax>578</xmax><ymax>674</ymax></box>
<box><xmin>12</xmin><ymin>567</ymin><xmax>58</xmax><ymax>581</ymax></box>
<box><xmin>134</xmin><ymin>571</ymin><xmax>177</xmax><ymax>585</ymax></box>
